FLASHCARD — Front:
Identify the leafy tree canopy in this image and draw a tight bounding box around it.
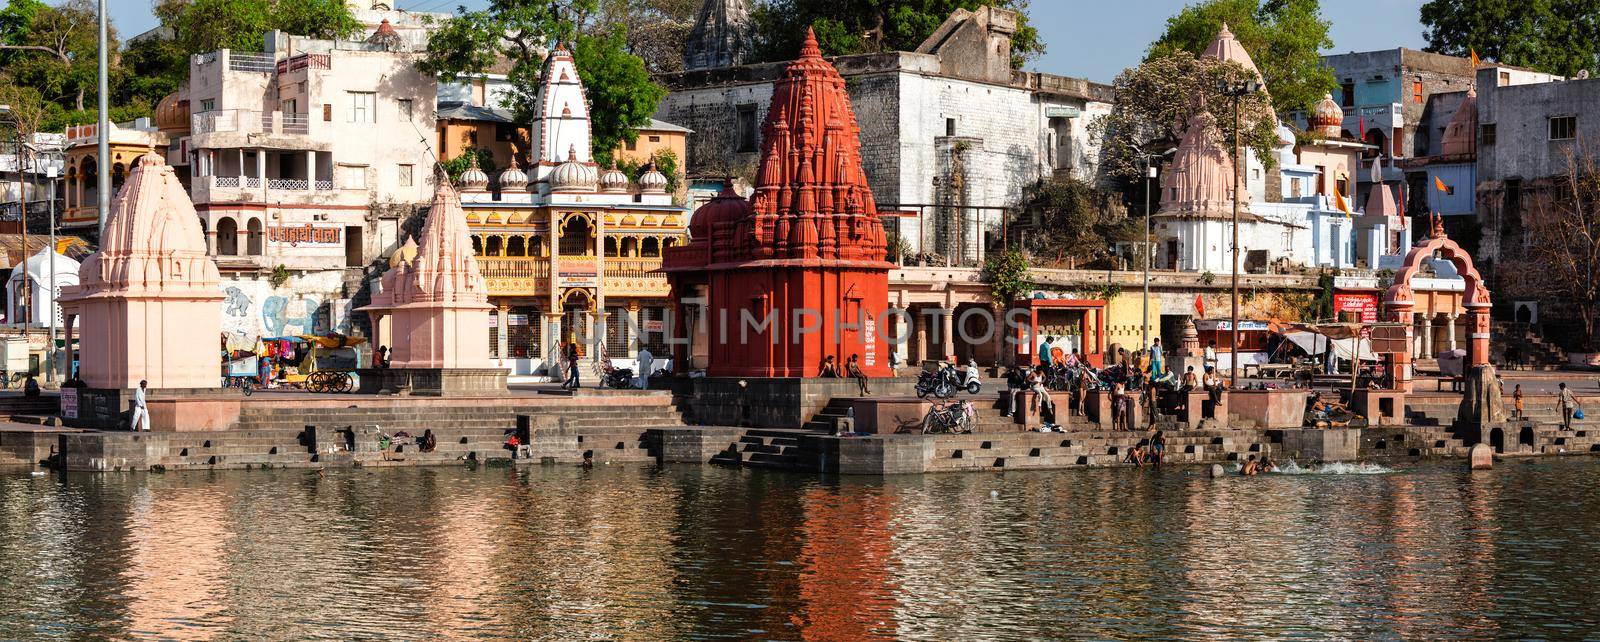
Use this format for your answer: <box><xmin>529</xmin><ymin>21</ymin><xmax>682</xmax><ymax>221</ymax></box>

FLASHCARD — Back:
<box><xmin>420</xmin><ymin>0</ymin><xmax>666</xmax><ymax>165</ymax></box>
<box><xmin>159</xmin><ymin>0</ymin><xmax>362</xmax><ymax>57</ymax></box>
<box><xmin>750</xmin><ymin>0</ymin><xmax>1043</xmax><ymax>68</ymax></box>
<box><xmin>1147</xmin><ymin>0</ymin><xmax>1335</xmax><ymax>114</ymax></box>
<box><xmin>0</xmin><ymin>0</ymin><xmax>106</xmax><ymax>110</ymax></box>
<box><xmin>1018</xmin><ymin>177</ymin><xmax>1130</xmax><ymax>262</ymax></box>
<box><xmin>1420</xmin><ymin>0</ymin><xmax>1600</xmax><ymax>77</ymax></box>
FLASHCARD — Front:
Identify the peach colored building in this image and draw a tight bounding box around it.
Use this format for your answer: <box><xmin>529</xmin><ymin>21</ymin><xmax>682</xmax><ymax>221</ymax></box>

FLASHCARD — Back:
<box><xmin>60</xmin><ymin>119</ymin><xmax>169</xmax><ymax>231</ymax></box>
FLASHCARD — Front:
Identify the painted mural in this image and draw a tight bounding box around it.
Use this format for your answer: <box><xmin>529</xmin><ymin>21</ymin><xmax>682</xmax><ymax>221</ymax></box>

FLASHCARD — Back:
<box><xmin>219</xmin><ymin>273</ymin><xmax>351</xmax><ymax>351</ymax></box>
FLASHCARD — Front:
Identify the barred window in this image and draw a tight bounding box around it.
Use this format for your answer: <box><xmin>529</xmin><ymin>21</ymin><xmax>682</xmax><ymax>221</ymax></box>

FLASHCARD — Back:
<box><xmin>639</xmin><ymin>306</ymin><xmax>670</xmax><ymax>355</ymax></box>
<box><xmin>507</xmin><ymin>307</ymin><xmax>542</xmax><ymax>358</ymax></box>
<box><xmin>488</xmin><ymin>309</ymin><xmax>500</xmax><ymax>359</ymax></box>
<box><xmin>605</xmin><ymin>306</ymin><xmax>630</xmax><ymax>356</ymax></box>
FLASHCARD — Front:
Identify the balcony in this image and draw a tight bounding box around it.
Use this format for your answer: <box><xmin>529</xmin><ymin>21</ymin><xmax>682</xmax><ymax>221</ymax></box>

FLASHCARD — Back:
<box><xmin>471</xmin><ymin>256</ymin><xmax>669</xmax><ymax>297</ymax></box>
<box><xmin>194</xmin><ymin>174</ymin><xmax>356</xmax><ymax>206</ymax></box>
<box><xmin>191</xmin><ymin>110</ymin><xmax>324</xmax><ymax>149</ymax></box>
<box><xmin>276</xmin><ymin>53</ymin><xmax>331</xmax><ymax>74</ymax></box>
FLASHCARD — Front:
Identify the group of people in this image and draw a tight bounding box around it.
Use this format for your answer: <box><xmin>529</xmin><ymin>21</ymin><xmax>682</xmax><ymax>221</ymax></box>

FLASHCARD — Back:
<box><xmin>1240</xmin><ymin>454</ymin><xmax>1279</xmax><ymax>475</ymax></box>
<box><xmin>819</xmin><ymin>354</ymin><xmax>872</xmax><ymax>395</ymax></box>
<box><xmin>1124</xmin><ymin>430</ymin><xmax>1167</xmax><ymax>467</ymax></box>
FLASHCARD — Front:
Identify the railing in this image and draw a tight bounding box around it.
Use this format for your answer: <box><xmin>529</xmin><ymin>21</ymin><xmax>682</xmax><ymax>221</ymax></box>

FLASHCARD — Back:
<box><xmin>276</xmin><ymin>53</ymin><xmax>331</xmax><ymax>74</ymax></box>
<box><xmin>267</xmin><ymin>178</ymin><xmax>308</xmax><ymax>191</ymax></box>
<box><xmin>229</xmin><ymin>53</ymin><xmax>276</xmax><ymax>73</ymax></box>
<box><xmin>313</xmin><ymin>180</ymin><xmax>333</xmax><ymax>191</ymax></box>
<box><xmin>607</xmin><ymin>257</ymin><xmax>664</xmax><ymax>278</ymax></box>
<box><xmin>245</xmin><ymin>177</ymin><xmax>261</xmax><ymax>189</ymax></box>
<box><xmin>195</xmin><ymin>52</ymin><xmax>218</xmax><ymax>65</ymax></box>
<box><xmin>280</xmin><ymin>114</ymin><xmax>310</xmax><ymax>134</ymax></box>
<box><xmin>478</xmin><ymin>258</ymin><xmax>552</xmax><ymax>279</ymax></box>
<box><xmin>193</xmin><ymin>109</ymin><xmax>257</xmax><ymax>135</ymax></box>
<box><xmin>214</xmin><ymin>176</ymin><xmax>240</xmax><ymax>188</ymax></box>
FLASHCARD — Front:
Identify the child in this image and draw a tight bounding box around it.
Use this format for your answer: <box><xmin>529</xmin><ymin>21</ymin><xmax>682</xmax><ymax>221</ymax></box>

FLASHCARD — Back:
<box><xmin>1513</xmin><ymin>384</ymin><xmax>1524</xmax><ymax>420</ymax></box>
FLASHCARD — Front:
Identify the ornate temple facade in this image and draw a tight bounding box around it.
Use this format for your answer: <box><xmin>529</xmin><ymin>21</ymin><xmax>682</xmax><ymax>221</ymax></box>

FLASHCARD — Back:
<box><xmin>664</xmin><ymin>29</ymin><xmax>893</xmax><ymax>378</ymax></box>
<box><xmin>455</xmin><ymin>45</ymin><xmax>689</xmax><ymax>375</ymax></box>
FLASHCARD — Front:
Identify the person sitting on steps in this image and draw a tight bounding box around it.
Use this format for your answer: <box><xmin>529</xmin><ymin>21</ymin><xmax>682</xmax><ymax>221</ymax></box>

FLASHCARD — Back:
<box><xmin>819</xmin><ymin>355</ymin><xmax>839</xmax><ymax>378</ymax></box>
<box><xmin>845</xmin><ymin>354</ymin><xmax>871</xmax><ymax>395</ymax></box>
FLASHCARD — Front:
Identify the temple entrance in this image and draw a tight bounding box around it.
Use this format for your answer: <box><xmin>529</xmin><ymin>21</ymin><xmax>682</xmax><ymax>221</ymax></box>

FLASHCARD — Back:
<box><xmin>1383</xmin><ymin>219</ymin><xmax>1491</xmax><ymax>392</ymax></box>
<box><xmin>561</xmin><ymin>288</ymin><xmax>592</xmax><ymax>357</ymax></box>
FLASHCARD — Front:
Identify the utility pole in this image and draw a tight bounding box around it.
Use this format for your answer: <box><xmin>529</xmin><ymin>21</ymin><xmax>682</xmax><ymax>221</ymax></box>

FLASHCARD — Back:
<box><xmin>96</xmin><ymin>0</ymin><xmax>110</xmax><ymax>238</ymax></box>
<box><xmin>1139</xmin><ymin>155</ymin><xmax>1156</xmax><ymax>350</ymax></box>
<box><xmin>46</xmin><ymin>157</ymin><xmax>57</xmax><ymax>382</ymax></box>
<box><xmin>1219</xmin><ymin>78</ymin><xmax>1260</xmax><ymax>386</ymax></box>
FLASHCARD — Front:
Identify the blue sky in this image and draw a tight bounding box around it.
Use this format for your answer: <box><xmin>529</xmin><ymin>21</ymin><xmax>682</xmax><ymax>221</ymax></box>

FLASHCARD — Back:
<box><xmin>109</xmin><ymin>0</ymin><xmax>1429</xmax><ymax>83</ymax></box>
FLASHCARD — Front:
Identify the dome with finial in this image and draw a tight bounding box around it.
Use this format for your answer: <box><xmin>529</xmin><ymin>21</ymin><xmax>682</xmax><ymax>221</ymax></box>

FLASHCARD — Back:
<box><xmin>497</xmin><ymin>157</ymin><xmax>528</xmax><ymax>191</ymax></box>
<box><xmin>388</xmin><ymin>236</ymin><xmax>419</xmax><ymax>268</ymax></box>
<box><xmin>549</xmin><ymin>144</ymin><xmax>597</xmax><ymax>192</ymax></box>
<box><xmin>638</xmin><ymin>162</ymin><xmax>668</xmax><ymax>194</ymax></box>
<box><xmin>598</xmin><ymin>161</ymin><xmax>629</xmax><ymax>193</ymax></box>
<box><xmin>1309</xmin><ymin>93</ymin><xmax>1344</xmax><ymax>138</ymax></box>
<box><xmin>154</xmin><ymin>92</ymin><xmax>190</xmax><ymax>135</ymax></box>
<box><xmin>367</xmin><ymin>19</ymin><xmax>403</xmax><ymax>51</ymax></box>
<box><xmin>457</xmin><ymin>153</ymin><xmax>488</xmax><ymax>191</ymax></box>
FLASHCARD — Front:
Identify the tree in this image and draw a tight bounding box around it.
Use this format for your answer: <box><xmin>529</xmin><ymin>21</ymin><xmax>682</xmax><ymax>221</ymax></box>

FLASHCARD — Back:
<box><xmin>749</xmin><ymin>0</ymin><xmax>1043</xmax><ymax>68</ymax></box>
<box><xmin>982</xmin><ymin>248</ymin><xmax>1032</xmax><ymax>308</ymax></box>
<box><xmin>1509</xmin><ymin>147</ymin><xmax>1600</xmax><ymax>350</ymax></box>
<box><xmin>1420</xmin><ymin>0</ymin><xmax>1600</xmax><ymax>77</ymax></box>
<box><xmin>1092</xmin><ymin>51</ymin><xmax>1279</xmax><ymax>183</ymax></box>
<box><xmin>162</xmin><ymin>0</ymin><xmax>361</xmax><ymax>57</ymax></box>
<box><xmin>420</xmin><ymin>0</ymin><xmax>666</xmax><ymax>165</ymax></box>
<box><xmin>592</xmin><ymin>0</ymin><xmax>696</xmax><ymax>74</ymax></box>
<box><xmin>1147</xmin><ymin>0</ymin><xmax>1335</xmax><ymax>114</ymax></box>
<box><xmin>0</xmin><ymin>0</ymin><xmax>105</xmax><ymax>110</ymax></box>
<box><xmin>1017</xmin><ymin>177</ymin><xmax>1127</xmax><ymax>262</ymax></box>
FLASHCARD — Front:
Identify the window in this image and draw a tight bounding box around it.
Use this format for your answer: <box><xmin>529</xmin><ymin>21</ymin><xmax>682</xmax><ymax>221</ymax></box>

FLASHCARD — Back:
<box><xmin>323</xmin><ymin>104</ymin><xmax>332</xmax><ymax>121</ymax></box>
<box><xmin>398</xmin><ymin>164</ymin><xmax>413</xmax><ymax>187</ymax></box>
<box><xmin>347</xmin><ymin>91</ymin><xmax>376</xmax><ymax>123</ymax></box>
<box><xmin>1550</xmin><ymin>115</ymin><xmax>1577</xmax><ymax>140</ymax></box>
<box><xmin>1336</xmin><ymin>178</ymin><xmax>1348</xmax><ymax>198</ymax></box>
<box><xmin>341</xmin><ymin>165</ymin><xmax>368</xmax><ymax>189</ymax></box>
<box><xmin>648</xmin><ymin>135</ymin><xmax>661</xmax><ymax>143</ymax></box>
<box><xmin>736</xmin><ymin>104</ymin><xmax>758</xmax><ymax>153</ymax></box>
<box><xmin>397</xmin><ymin>98</ymin><xmax>413</xmax><ymax>120</ymax></box>
<box><xmin>1290</xmin><ymin>177</ymin><xmax>1303</xmax><ymax>198</ymax></box>
<box><xmin>625</xmin><ymin>138</ymin><xmax>637</xmax><ymax>151</ymax></box>
<box><xmin>1412</xmin><ymin>80</ymin><xmax>1423</xmax><ymax>104</ymax></box>
<box><xmin>1499</xmin><ymin>71</ymin><xmax>1511</xmax><ymax>85</ymax></box>
<box><xmin>199</xmin><ymin>98</ymin><xmax>215</xmax><ymax>112</ymax></box>
<box><xmin>1481</xmin><ymin>123</ymin><xmax>1497</xmax><ymax>145</ymax></box>
<box><xmin>1340</xmin><ymin>81</ymin><xmax>1354</xmax><ymax>107</ymax></box>
<box><xmin>945</xmin><ymin>117</ymin><xmax>956</xmax><ymax>136</ymax></box>
<box><xmin>494</xmin><ymin>123</ymin><xmax>516</xmax><ymax>142</ymax></box>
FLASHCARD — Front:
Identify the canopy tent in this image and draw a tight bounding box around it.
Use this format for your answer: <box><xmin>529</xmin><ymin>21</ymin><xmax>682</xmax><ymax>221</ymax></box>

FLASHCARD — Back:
<box><xmin>1281</xmin><ymin>331</ymin><xmax>1377</xmax><ymax>362</ymax></box>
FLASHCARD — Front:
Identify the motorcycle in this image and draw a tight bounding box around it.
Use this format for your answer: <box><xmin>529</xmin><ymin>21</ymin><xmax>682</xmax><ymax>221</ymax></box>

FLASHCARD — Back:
<box><xmin>915</xmin><ymin>369</ymin><xmax>954</xmax><ymax>399</ymax></box>
<box><xmin>601</xmin><ymin>367</ymin><xmax>636</xmax><ymax>389</ymax></box>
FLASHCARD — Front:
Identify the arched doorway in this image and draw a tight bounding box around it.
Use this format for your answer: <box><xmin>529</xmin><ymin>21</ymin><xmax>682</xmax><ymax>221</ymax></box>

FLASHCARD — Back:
<box><xmin>246</xmin><ymin>218</ymin><xmax>264</xmax><ymax>255</ymax></box>
<box><xmin>559</xmin><ymin>215</ymin><xmax>593</xmax><ymax>256</ymax></box>
<box><xmin>216</xmin><ymin>217</ymin><xmax>239</xmax><ymax>255</ymax></box>
<box><xmin>1490</xmin><ymin>427</ymin><xmax>1505</xmax><ymax>453</ymax></box>
<box><xmin>1519</xmin><ymin>425</ymin><xmax>1535</xmax><ymax>449</ymax></box>
<box><xmin>1382</xmin><ymin>217</ymin><xmax>1492</xmax><ymax>391</ymax></box>
<box><xmin>562</xmin><ymin>288</ymin><xmax>592</xmax><ymax>357</ymax></box>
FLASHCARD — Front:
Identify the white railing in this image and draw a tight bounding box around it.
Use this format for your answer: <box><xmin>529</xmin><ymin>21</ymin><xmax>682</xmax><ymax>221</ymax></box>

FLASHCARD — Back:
<box><xmin>192</xmin><ymin>110</ymin><xmax>258</xmax><ymax>135</ymax></box>
<box><xmin>281</xmin><ymin>114</ymin><xmax>310</xmax><ymax>135</ymax></box>
<box><xmin>267</xmin><ymin>178</ymin><xmax>308</xmax><ymax>191</ymax></box>
<box><xmin>313</xmin><ymin>180</ymin><xmax>333</xmax><ymax>191</ymax></box>
<box><xmin>245</xmin><ymin>177</ymin><xmax>261</xmax><ymax>189</ymax></box>
<box><xmin>214</xmin><ymin>176</ymin><xmax>240</xmax><ymax>188</ymax></box>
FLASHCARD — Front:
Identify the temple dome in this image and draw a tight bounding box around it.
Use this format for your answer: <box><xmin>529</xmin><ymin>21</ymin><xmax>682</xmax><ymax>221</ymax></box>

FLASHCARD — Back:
<box><xmin>154</xmin><ymin>92</ymin><xmax>189</xmax><ymax>135</ymax></box>
<box><xmin>457</xmin><ymin>154</ymin><xmax>489</xmax><ymax>191</ymax></box>
<box><xmin>1157</xmin><ymin>111</ymin><xmax>1255</xmax><ymax>220</ymax></box>
<box><xmin>688</xmin><ymin>183</ymin><xmax>749</xmax><ymax>241</ymax></box>
<box><xmin>388</xmin><ymin>236</ymin><xmax>418</xmax><ymax>268</ymax></box>
<box><xmin>550</xmin><ymin>145</ymin><xmax>597</xmax><ymax>192</ymax></box>
<box><xmin>1202</xmin><ymin>23</ymin><xmax>1261</xmax><ymax>76</ymax></box>
<box><xmin>599</xmin><ymin>162</ymin><xmax>630</xmax><ymax>192</ymax></box>
<box><xmin>638</xmin><ymin>162</ymin><xmax>668</xmax><ymax>194</ymax></box>
<box><xmin>1309</xmin><ymin>93</ymin><xmax>1344</xmax><ymax>138</ymax></box>
<box><xmin>497</xmin><ymin>158</ymin><xmax>528</xmax><ymax>191</ymax></box>
<box><xmin>1440</xmin><ymin>88</ymin><xmax>1478</xmax><ymax>156</ymax></box>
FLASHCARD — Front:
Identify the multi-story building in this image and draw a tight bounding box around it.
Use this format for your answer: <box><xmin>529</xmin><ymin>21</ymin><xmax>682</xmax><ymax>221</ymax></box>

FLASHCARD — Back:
<box><xmin>179</xmin><ymin>27</ymin><xmax>437</xmax><ymax>349</ymax></box>
<box><xmin>454</xmin><ymin>45</ymin><xmax>689</xmax><ymax>376</ymax></box>
<box><xmin>60</xmin><ymin>120</ymin><xmax>168</xmax><ymax>231</ymax></box>
<box><xmin>656</xmin><ymin>6</ymin><xmax>1113</xmax><ymax>266</ymax></box>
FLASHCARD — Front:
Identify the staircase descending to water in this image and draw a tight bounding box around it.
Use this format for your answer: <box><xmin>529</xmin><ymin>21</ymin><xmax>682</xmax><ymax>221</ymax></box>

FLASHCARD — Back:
<box><xmin>1492</xmin><ymin>321</ymin><xmax>1568</xmax><ymax>370</ymax></box>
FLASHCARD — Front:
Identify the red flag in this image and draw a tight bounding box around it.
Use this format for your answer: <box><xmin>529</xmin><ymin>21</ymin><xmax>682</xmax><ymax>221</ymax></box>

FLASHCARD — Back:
<box><xmin>1358</xmin><ymin>115</ymin><xmax>1366</xmax><ymax>142</ymax></box>
<box><xmin>1195</xmin><ymin>294</ymin><xmax>1206</xmax><ymax>318</ymax></box>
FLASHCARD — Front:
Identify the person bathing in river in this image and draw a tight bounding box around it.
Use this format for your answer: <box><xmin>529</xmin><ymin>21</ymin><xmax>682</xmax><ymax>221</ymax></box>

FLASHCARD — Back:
<box><xmin>1151</xmin><ymin>430</ymin><xmax>1166</xmax><ymax>464</ymax></box>
<box><xmin>1241</xmin><ymin>454</ymin><xmax>1260</xmax><ymax>476</ymax></box>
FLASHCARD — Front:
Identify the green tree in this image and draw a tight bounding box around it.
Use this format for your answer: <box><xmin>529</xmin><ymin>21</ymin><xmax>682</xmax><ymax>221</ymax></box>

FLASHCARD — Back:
<box><xmin>1018</xmin><ymin>177</ymin><xmax>1126</xmax><ymax>262</ymax></box>
<box><xmin>1092</xmin><ymin>51</ymin><xmax>1279</xmax><ymax>183</ymax></box>
<box><xmin>750</xmin><ymin>0</ymin><xmax>1043</xmax><ymax>68</ymax></box>
<box><xmin>163</xmin><ymin>0</ymin><xmax>361</xmax><ymax>56</ymax></box>
<box><xmin>593</xmin><ymin>0</ymin><xmax>697</xmax><ymax>74</ymax></box>
<box><xmin>1420</xmin><ymin>0</ymin><xmax>1600</xmax><ymax>77</ymax></box>
<box><xmin>0</xmin><ymin>0</ymin><xmax>106</xmax><ymax>110</ymax></box>
<box><xmin>420</xmin><ymin>0</ymin><xmax>666</xmax><ymax>165</ymax></box>
<box><xmin>982</xmin><ymin>248</ymin><xmax>1032</xmax><ymax>308</ymax></box>
<box><xmin>1147</xmin><ymin>0</ymin><xmax>1335</xmax><ymax>114</ymax></box>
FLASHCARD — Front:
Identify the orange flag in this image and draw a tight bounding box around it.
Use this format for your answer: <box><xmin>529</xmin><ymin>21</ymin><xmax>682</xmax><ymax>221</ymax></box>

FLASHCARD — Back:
<box><xmin>1333</xmin><ymin>185</ymin><xmax>1352</xmax><ymax>216</ymax></box>
<box><xmin>1470</xmin><ymin>48</ymin><xmax>1480</xmax><ymax>66</ymax></box>
<box><xmin>1434</xmin><ymin>175</ymin><xmax>1449</xmax><ymax>192</ymax></box>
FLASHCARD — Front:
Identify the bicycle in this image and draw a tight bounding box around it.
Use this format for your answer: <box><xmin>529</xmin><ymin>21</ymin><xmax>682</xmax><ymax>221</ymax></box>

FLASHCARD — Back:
<box><xmin>918</xmin><ymin>400</ymin><xmax>975</xmax><ymax>434</ymax></box>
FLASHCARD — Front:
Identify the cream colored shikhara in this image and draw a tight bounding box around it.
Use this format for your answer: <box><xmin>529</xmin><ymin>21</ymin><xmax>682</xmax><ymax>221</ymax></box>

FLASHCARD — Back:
<box><xmin>62</xmin><ymin>152</ymin><xmax>225</xmax><ymax>388</ymax></box>
<box><xmin>361</xmin><ymin>175</ymin><xmax>492</xmax><ymax>369</ymax></box>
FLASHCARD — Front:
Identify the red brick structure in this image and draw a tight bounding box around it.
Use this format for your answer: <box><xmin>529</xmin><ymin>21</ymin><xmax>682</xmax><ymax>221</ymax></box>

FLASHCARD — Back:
<box><xmin>1383</xmin><ymin>215</ymin><xmax>1491</xmax><ymax>392</ymax></box>
<box><xmin>664</xmin><ymin>28</ymin><xmax>892</xmax><ymax>377</ymax></box>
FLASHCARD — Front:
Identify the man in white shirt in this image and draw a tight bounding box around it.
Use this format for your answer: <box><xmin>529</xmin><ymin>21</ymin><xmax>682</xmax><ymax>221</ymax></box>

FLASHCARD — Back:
<box><xmin>130</xmin><ymin>380</ymin><xmax>150</xmax><ymax>432</ymax></box>
<box><xmin>1204</xmin><ymin>341</ymin><xmax>1217</xmax><ymax>371</ymax></box>
<box><xmin>636</xmin><ymin>347</ymin><xmax>654</xmax><ymax>389</ymax></box>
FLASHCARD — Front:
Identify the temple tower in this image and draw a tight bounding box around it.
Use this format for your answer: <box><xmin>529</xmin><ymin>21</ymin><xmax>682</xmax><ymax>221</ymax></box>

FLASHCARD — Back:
<box><xmin>664</xmin><ymin>28</ymin><xmax>893</xmax><ymax>377</ymax></box>
<box><xmin>528</xmin><ymin>44</ymin><xmax>595</xmax><ymax>185</ymax></box>
<box><xmin>684</xmin><ymin>0</ymin><xmax>754</xmax><ymax>71</ymax></box>
<box><xmin>60</xmin><ymin>152</ymin><xmax>223</xmax><ymax>390</ymax></box>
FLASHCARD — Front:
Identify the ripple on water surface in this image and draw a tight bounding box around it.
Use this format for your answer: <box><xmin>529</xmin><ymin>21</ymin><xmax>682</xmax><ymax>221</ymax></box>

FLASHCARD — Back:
<box><xmin>1</xmin><ymin>459</ymin><xmax>1599</xmax><ymax>640</ymax></box>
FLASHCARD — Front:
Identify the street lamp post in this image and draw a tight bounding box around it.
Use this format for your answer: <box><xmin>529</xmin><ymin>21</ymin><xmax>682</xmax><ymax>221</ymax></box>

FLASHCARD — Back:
<box><xmin>0</xmin><ymin>105</ymin><xmax>27</xmax><ymax>337</ymax></box>
<box><xmin>1217</xmin><ymin>78</ymin><xmax>1261</xmax><ymax>386</ymax></box>
<box><xmin>1137</xmin><ymin>155</ymin><xmax>1158</xmax><ymax>350</ymax></box>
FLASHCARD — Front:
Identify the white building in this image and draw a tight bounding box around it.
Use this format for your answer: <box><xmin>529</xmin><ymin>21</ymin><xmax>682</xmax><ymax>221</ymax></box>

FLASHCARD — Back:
<box><xmin>5</xmin><ymin>247</ymin><xmax>78</xmax><ymax>328</ymax></box>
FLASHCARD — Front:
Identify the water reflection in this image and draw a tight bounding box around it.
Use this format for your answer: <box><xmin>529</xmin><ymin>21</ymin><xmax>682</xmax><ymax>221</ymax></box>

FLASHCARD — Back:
<box><xmin>2</xmin><ymin>459</ymin><xmax>1600</xmax><ymax>639</ymax></box>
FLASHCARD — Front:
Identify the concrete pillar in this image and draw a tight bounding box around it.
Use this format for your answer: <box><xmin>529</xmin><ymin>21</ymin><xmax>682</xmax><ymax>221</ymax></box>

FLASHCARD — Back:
<box><xmin>627</xmin><ymin>302</ymin><xmax>642</xmax><ymax>356</ymax></box>
<box><xmin>594</xmin><ymin>213</ymin><xmax>606</xmax><ymax>365</ymax></box>
<box><xmin>1389</xmin><ymin>302</ymin><xmax>1415</xmax><ymax>393</ymax></box>
<box><xmin>911</xmin><ymin>307</ymin><xmax>926</xmax><ymax>365</ymax></box>
<box><xmin>496</xmin><ymin>303</ymin><xmax>510</xmax><ymax>362</ymax></box>
<box><xmin>1446</xmin><ymin>313</ymin><xmax>1458</xmax><ymax>352</ymax></box>
<box><xmin>306</xmin><ymin>150</ymin><xmax>316</xmax><ymax>192</ymax></box>
<box><xmin>940</xmin><ymin>307</ymin><xmax>955</xmax><ymax>363</ymax></box>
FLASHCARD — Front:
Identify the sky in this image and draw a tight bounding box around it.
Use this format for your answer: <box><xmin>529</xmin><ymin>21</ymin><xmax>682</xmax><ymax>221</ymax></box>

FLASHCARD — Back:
<box><xmin>108</xmin><ymin>0</ymin><xmax>1431</xmax><ymax>83</ymax></box>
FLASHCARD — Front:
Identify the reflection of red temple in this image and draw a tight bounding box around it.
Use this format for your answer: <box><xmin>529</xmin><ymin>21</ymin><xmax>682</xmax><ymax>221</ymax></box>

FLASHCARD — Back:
<box><xmin>663</xmin><ymin>28</ymin><xmax>892</xmax><ymax>377</ymax></box>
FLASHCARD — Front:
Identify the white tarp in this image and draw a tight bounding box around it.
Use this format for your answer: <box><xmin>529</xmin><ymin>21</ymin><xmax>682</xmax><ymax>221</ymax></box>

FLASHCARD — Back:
<box><xmin>1282</xmin><ymin>331</ymin><xmax>1377</xmax><ymax>362</ymax></box>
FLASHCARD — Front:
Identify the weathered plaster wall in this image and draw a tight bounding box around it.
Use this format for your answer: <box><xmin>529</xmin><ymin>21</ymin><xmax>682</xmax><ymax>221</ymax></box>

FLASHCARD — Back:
<box><xmin>220</xmin><ymin>270</ymin><xmax>352</xmax><ymax>350</ymax></box>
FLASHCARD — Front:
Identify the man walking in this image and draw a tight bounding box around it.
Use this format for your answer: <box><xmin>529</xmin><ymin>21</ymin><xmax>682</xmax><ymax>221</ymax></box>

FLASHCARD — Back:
<box><xmin>635</xmin><ymin>346</ymin><xmax>654</xmax><ymax>389</ymax></box>
<box><xmin>1559</xmin><ymin>382</ymin><xmax>1581</xmax><ymax>429</ymax></box>
<box><xmin>130</xmin><ymin>380</ymin><xmax>150</xmax><ymax>432</ymax></box>
<box><xmin>563</xmin><ymin>340</ymin><xmax>581</xmax><ymax>389</ymax></box>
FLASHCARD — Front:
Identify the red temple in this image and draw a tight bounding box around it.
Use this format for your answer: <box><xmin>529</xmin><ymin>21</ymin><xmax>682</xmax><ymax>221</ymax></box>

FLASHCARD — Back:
<box><xmin>664</xmin><ymin>28</ymin><xmax>893</xmax><ymax>377</ymax></box>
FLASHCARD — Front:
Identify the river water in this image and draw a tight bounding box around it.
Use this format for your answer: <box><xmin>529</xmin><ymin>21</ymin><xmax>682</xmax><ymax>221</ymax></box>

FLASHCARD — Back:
<box><xmin>2</xmin><ymin>458</ymin><xmax>1599</xmax><ymax>640</ymax></box>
